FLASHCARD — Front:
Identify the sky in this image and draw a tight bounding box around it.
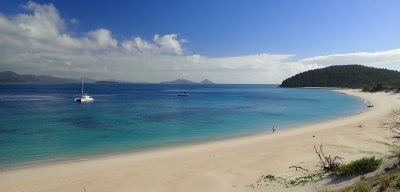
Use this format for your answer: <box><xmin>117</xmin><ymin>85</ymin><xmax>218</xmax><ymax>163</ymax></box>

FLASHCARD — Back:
<box><xmin>0</xmin><ymin>0</ymin><xmax>400</xmax><ymax>83</ymax></box>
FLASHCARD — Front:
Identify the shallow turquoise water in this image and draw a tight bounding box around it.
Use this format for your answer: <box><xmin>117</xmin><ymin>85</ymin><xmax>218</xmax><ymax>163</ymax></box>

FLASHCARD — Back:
<box><xmin>0</xmin><ymin>84</ymin><xmax>365</xmax><ymax>168</ymax></box>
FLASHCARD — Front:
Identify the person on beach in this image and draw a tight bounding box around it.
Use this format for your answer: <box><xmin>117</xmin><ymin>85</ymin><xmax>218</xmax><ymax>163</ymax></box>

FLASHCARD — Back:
<box><xmin>272</xmin><ymin>126</ymin><xmax>275</xmax><ymax>133</ymax></box>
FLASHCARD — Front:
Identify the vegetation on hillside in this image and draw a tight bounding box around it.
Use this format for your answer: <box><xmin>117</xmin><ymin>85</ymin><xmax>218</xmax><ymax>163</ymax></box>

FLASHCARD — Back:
<box><xmin>336</xmin><ymin>157</ymin><xmax>382</xmax><ymax>176</ymax></box>
<box><xmin>333</xmin><ymin>111</ymin><xmax>400</xmax><ymax>192</ymax></box>
<box><xmin>248</xmin><ymin>145</ymin><xmax>384</xmax><ymax>189</ymax></box>
<box><xmin>280</xmin><ymin>65</ymin><xmax>400</xmax><ymax>92</ymax></box>
<box><xmin>335</xmin><ymin>172</ymin><xmax>400</xmax><ymax>192</ymax></box>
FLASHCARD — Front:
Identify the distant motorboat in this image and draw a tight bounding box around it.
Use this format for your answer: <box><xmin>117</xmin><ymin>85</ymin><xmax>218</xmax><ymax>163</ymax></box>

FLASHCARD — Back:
<box><xmin>74</xmin><ymin>72</ymin><xmax>94</xmax><ymax>103</ymax></box>
<box><xmin>177</xmin><ymin>78</ymin><xmax>189</xmax><ymax>96</ymax></box>
<box><xmin>178</xmin><ymin>91</ymin><xmax>189</xmax><ymax>96</ymax></box>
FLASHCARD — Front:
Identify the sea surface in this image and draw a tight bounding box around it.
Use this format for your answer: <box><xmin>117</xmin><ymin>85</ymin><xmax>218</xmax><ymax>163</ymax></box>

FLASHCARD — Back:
<box><xmin>0</xmin><ymin>84</ymin><xmax>366</xmax><ymax>169</ymax></box>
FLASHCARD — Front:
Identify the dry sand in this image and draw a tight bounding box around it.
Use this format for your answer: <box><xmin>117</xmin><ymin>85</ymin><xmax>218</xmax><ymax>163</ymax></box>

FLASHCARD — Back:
<box><xmin>1</xmin><ymin>89</ymin><xmax>399</xmax><ymax>192</ymax></box>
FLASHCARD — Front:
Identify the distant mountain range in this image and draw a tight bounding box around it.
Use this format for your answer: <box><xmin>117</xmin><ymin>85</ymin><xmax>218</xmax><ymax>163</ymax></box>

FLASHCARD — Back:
<box><xmin>0</xmin><ymin>71</ymin><xmax>216</xmax><ymax>84</ymax></box>
<box><xmin>0</xmin><ymin>71</ymin><xmax>97</xmax><ymax>83</ymax></box>
<box><xmin>160</xmin><ymin>78</ymin><xmax>215</xmax><ymax>84</ymax></box>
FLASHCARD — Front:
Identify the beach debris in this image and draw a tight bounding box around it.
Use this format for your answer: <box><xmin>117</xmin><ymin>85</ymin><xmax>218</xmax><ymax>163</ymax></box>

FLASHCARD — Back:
<box><xmin>289</xmin><ymin>166</ymin><xmax>309</xmax><ymax>171</ymax></box>
<box><xmin>365</xmin><ymin>100</ymin><xmax>374</xmax><ymax>107</ymax></box>
<box><xmin>314</xmin><ymin>144</ymin><xmax>343</xmax><ymax>172</ymax></box>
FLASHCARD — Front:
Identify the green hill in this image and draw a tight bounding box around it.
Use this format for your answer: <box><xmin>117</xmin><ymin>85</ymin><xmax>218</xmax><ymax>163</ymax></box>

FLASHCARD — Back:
<box><xmin>279</xmin><ymin>65</ymin><xmax>400</xmax><ymax>92</ymax></box>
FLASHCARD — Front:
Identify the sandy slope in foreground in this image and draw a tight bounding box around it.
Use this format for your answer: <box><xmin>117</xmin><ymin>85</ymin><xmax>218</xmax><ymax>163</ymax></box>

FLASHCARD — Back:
<box><xmin>1</xmin><ymin>89</ymin><xmax>399</xmax><ymax>192</ymax></box>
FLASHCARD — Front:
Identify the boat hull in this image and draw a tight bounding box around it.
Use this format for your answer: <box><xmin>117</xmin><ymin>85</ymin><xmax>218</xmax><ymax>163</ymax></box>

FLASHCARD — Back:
<box><xmin>178</xmin><ymin>93</ymin><xmax>189</xmax><ymax>96</ymax></box>
<box><xmin>74</xmin><ymin>99</ymin><xmax>94</xmax><ymax>102</ymax></box>
<box><xmin>74</xmin><ymin>95</ymin><xmax>94</xmax><ymax>102</ymax></box>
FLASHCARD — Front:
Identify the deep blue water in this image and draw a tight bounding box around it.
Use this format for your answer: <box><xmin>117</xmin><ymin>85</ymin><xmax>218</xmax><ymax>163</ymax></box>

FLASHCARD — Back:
<box><xmin>0</xmin><ymin>84</ymin><xmax>365</xmax><ymax>168</ymax></box>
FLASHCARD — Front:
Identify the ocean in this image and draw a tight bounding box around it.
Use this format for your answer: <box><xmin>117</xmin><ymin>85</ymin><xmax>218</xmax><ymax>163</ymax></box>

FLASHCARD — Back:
<box><xmin>0</xmin><ymin>84</ymin><xmax>366</xmax><ymax>169</ymax></box>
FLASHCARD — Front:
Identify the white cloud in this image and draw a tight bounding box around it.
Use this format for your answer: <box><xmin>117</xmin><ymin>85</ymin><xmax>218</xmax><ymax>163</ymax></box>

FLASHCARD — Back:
<box><xmin>18</xmin><ymin>1</ymin><xmax>65</xmax><ymax>39</ymax></box>
<box><xmin>299</xmin><ymin>49</ymin><xmax>400</xmax><ymax>70</ymax></box>
<box><xmin>153</xmin><ymin>34</ymin><xmax>184</xmax><ymax>55</ymax></box>
<box><xmin>122</xmin><ymin>37</ymin><xmax>155</xmax><ymax>53</ymax></box>
<box><xmin>0</xmin><ymin>1</ymin><xmax>399</xmax><ymax>84</ymax></box>
<box><xmin>121</xmin><ymin>34</ymin><xmax>185</xmax><ymax>55</ymax></box>
<box><xmin>87</xmin><ymin>28</ymin><xmax>118</xmax><ymax>49</ymax></box>
<box><xmin>186</xmin><ymin>54</ymin><xmax>203</xmax><ymax>63</ymax></box>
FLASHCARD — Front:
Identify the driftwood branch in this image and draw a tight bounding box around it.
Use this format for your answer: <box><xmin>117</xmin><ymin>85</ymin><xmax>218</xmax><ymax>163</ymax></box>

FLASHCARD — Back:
<box><xmin>314</xmin><ymin>144</ymin><xmax>343</xmax><ymax>172</ymax></box>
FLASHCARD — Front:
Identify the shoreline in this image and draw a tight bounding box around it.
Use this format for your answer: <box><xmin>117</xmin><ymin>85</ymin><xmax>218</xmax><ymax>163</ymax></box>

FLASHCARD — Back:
<box><xmin>0</xmin><ymin>88</ymin><xmax>366</xmax><ymax>172</ymax></box>
<box><xmin>1</xmin><ymin>89</ymin><xmax>399</xmax><ymax>192</ymax></box>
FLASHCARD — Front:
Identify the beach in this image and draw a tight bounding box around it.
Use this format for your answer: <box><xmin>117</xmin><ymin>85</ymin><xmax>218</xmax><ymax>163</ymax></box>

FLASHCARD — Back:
<box><xmin>0</xmin><ymin>89</ymin><xmax>398</xmax><ymax>192</ymax></box>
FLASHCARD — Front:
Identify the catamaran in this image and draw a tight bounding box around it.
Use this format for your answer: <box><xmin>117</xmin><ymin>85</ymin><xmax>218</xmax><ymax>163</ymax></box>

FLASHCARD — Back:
<box><xmin>74</xmin><ymin>73</ymin><xmax>94</xmax><ymax>102</ymax></box>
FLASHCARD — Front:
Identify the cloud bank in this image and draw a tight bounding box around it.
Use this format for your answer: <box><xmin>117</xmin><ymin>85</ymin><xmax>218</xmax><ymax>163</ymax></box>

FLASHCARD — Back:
<box><xmin>0</xmin><ymin>2</ymin><xmax>399</xmax><ymax>83</ymax></box>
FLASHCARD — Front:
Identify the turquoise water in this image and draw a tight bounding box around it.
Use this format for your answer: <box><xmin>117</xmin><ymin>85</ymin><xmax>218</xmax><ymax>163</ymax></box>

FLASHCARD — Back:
<box><xmin>0</xmin><ymin>84</ymin><xmax>365</xmax><ymax>168</ymax></box>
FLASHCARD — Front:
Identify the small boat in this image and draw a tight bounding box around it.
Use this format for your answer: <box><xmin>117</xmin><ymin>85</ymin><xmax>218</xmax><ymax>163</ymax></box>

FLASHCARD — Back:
<box><xmin>74</xmin><ymin>72</ymin><xmax>94</xmax><ymax>103</ymax></box>
<box><xmin>74</xmin><ymin>93</ymin><xmax>94</xmax><ymax>102</ymax></box>
<box><xmin>365</xmin><ymin>100</ymin><xmax>373</xmax><ymax>107</ymax></box>
<box><xmin>178</xmin><ymin>91</ymin><xmax>189</xmax><ymax>96</ymax></box>
<box><xmin>177</xmin><ymin>78</ymin><xmax>189</xmax><ymax>96</ymax></box>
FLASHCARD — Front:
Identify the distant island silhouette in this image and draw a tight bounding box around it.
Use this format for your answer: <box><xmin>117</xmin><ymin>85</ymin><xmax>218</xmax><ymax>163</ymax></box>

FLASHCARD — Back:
<box><xmin>0</xmin><ymin>71</ymin><xmax>216</xmax><ymax>85</ymax></box>
<box><xmin>280</xmin><ymin>64</ymin><xmax>400</xmax><ymax>92</ymax></box>
<box><xmin>160</xmin><ymin>78</ymin><xmax>215</xmax><ymax>84</ymax></box>
<box><xmin>0</xmin><ymin>71</ymin><xmax>96</xmax><ymax>83</ymax></box>
<box><xmin>95</xmin><ymin>80</ymin><xmax>119</xmax><ymax>84</ymax></box>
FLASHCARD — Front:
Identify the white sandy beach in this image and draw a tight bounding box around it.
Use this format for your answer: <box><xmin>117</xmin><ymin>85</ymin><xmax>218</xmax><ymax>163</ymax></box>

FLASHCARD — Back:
<box><xmin>0</xmin><ymin>89</ymin><xmax>399</xmax><ymax>192</ymax></box>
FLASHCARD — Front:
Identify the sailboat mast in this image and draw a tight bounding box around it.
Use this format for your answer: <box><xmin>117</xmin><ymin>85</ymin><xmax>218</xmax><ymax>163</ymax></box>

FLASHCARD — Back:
<box><xmin>81</xmin><ymin>71</ymin><xmax>83</xmax><ymax>95</ymax></box>
<box><xmin>180</xmin><ymin>77</ymin><xmax>183</xmax><ymax>91</ymax></box>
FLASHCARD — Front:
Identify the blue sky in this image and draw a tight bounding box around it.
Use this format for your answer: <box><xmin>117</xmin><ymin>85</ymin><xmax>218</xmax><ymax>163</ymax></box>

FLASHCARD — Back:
<box><xmin>0</xmin><ymin>1</ymin><xmax>400</xmax><ymax>83</ymax></box>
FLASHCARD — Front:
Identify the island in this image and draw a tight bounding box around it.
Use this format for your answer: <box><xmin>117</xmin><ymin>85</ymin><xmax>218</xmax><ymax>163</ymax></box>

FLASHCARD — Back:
<box><xmin>280</xmin><ymin>65</ymin><xmax>400</xmax><ymax>92</ymax></box>
<box><xmin>95</xmin><ymin>80</ymin><xmax>119</xmax><ymax>84</ymax></box>
<box><xmin>0</xmin><ymin>71</ymin><xmax>96</xmax><ymax>83</ymax></box>
<box><xmin>160</xmin><ymin>78</ymin><xmax>215</xmax><ymax>84</ymax></box>
<box><xmin>200</xmin><ymin>79</ymin><xmax>214</xmax><ymax>84</ymax></box>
